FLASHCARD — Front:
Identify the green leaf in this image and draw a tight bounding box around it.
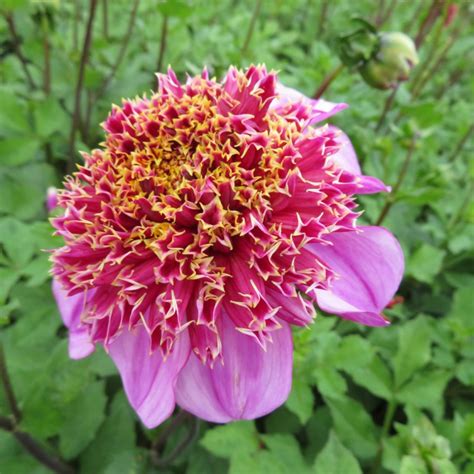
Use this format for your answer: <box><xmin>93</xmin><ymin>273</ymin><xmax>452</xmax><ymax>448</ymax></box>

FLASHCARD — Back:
<box><xmin>393</xmin><ymin>316</ymin><xmax>432</xmax><ymax>388</ymax></box>
<box><xmin>0</xmin><ymin>267</ymin><xmax>19</xmax><ymax>304</ymax></box>
<box><xmin>396</xmin><ymin>370</ymin><xmax>451</xmax><ymax>416</ymax></box>
<box><xmin>33</xmin><ymin>98</ymin><xmax>69</xmax><ymax>138</ymax></box>
<box><xmin>0</xmin><ymin>90</ymin><xmax>29</xmax><ymax>134</ymax></box>
<box><xmin>332</xmin><ymin>335</ymin><xmax>374</xmax><ymax>371</ymax></box>
<box><xmin>448</xmin><ymin>287</ymin><xmax>474</xmax><ymax>335</ymax></box>
<box><xmin>59</xmin><ymin>381</ymin><xmax>107</xmax><ymax>459</ymax></box>
<box><xmin>313</xmin><ymin>431</ymin><xmax>362</xmax><ymax>474</ymax></box>
<box><xmin>261</xmin><ymin>434</ymin><xmax>310</xmax><ymax>474</ymax></box>
<box><xmin>0</xmin><ymin>218</ymin><xmax>36</xmax><ymax>266</ymax></box>
<box><xmin>286</xmin><ymin>378</ymin><xmax>314</xmax><ymax>424</ymax></box>
<box><xmin>80</xmin><ymin>393</ymin><xmax>136</xmax><ymax>473</ymax></box>
<box><xmin>200</xmin><ymin>421</ymin><xmax>259</xmax><ymax>458</ymax></box>
<box><xmin>0</xmin><ymin>137</ymin><xmax>40</xmax><ymax>166</ymax></box>
<box><xmin>350</xmin><ymin>354</ymin><xmax>393</xmax><ymax>400</ymax></box>
<box><xmin>399</xmin><ymin>455</ymin><xmax>428</xmax><ymax>474</ymax></box>
<box><xmin>407</xmin><ymin>244</ymin><xmax>446</xmax><ymax>284</ymax></box>
<box><xmin>324</xmin><ymin>397</ymin><xmax>377</xmax><ymax>459</ymax></box>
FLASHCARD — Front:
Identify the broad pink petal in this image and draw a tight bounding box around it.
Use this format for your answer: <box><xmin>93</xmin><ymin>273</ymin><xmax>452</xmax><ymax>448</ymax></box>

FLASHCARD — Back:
<box><xmin>108</xmin><ymin>327</ymin><xmax>191</xmax><ymax>429</ymax></box>
<box><xmin>329</xmin><ymin>126</ymin><xmax>390</xmax><ymax>194</ymax></box>
<box><xmin>275</xmin><ymin>83</ymin><xmax>348</xmax><ymax>123</ymax></box>
<box><xmin>309</xmin><ymin>226</ymin><xmax>404</xmax><ymax>326</ymax></box>
<box><xmin>175</xmin><ymin>317</ymin><xmax>293</xmax><ymax>423</ymax></box>
<box><xmin>52</xmin><ymin>279</ymin><xmax>95</xmax><ymax>359</ymax></box>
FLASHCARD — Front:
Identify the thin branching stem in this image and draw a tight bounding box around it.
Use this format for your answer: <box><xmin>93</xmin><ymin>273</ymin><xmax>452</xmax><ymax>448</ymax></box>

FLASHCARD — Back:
<box><xmin>448</xmin><ymin>124</ymin><xmax>473</xmax><ymax>163</ymax></box>
<box><xmin>241</xmin><ymin>0</ymin><xmax>262</xmax><ymax>56</ymax></box>
<box><xmin>415</xmin><ymin>0</ymin><xmax>443</xmax><ymax>49</ymax></box>
<box><xmin>317</xmin><ymin>0</ymin><xmax>330</xmax><ymax>37</ymax></box>
<box><xmin>313</xmin><ymin>63</ymin><xmax>344</xmax><ymax>99</ymax></box>
<box><xmin>0</xmin><ymin>342</ymin><xmax>21</xmax><ymax>422</ymax></box>
<box><xmin>375</xmin><ymin>85</ymin><xmax>399</xmax><ymax>132</ymax></box>
<box><xmin>67</xmin><ymin>0</ymin><xmax>98</xmax><ymax>174</ymax></box>
<box><xmin>151</xmin><ymin>412</ymin><xmax>199</xmax><ymax>468</ymax></box>
<box><xmin>156</xmin><ymin>14</ymin><xmax>169</xmax><ymax>77</ymax></box>
<box><xmin>3</xmin><ymin>12</ymin><xmax>36</xmax><ymax>89</ymax></box>
<box><xmin>375</xmin><ymin>136</ymin><xmax>418</xmax><ymax>226</ymax></box>
<box><xmin>0</xmin><ymin>344</ymin><xmax>74</xmax><ymax>473</ymax></box>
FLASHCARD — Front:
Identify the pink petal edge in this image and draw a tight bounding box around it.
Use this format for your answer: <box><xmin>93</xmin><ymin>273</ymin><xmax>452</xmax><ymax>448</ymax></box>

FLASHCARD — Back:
<box><xmin>175</xmin><ymin>316</ymin><xmax>293</xmax><ymax>423</ymax></box>
<box><xmin>309</xmin><ymin>226</ymin><xmax>404</xmax><ymax>326</ymax></box>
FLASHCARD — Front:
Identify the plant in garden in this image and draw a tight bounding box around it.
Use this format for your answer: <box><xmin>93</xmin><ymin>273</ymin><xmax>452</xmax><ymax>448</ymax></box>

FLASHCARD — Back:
<box><xmin>50</xmin><ymin>65</ymin><xmax>403</xmax><ymax>428</ymax></box>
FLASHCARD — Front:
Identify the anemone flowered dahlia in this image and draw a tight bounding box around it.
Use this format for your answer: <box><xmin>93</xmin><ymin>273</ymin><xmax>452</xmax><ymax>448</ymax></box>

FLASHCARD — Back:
<box><xmin>51</xmin><ymin>65</ymin><xmax>404</xmax><ymax>428</ymax></box>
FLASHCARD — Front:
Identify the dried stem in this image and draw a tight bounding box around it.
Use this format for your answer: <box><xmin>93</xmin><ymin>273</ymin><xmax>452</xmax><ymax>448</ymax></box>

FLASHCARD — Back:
<box><xmin>67</xmin><ymin>0</ymin><xmax>98</xmax><ymax>174</ymax></box>
<box><xmin>156</xmin><ymin>13</ymin><xmax>169</xmax><ymax>77</ymax></box>
<box><xmin>313</xmin><ymin>63</ymin><xmax>344</xmax><ymax>99</ymax></box>
<box><xmin>241</xmin><ymin>0</ymin><xmax>262</xmax><ymax>56</ymax></box>
<box><xmin>375</xmin><ymin>136</ymin><xmax>418</xmax><ymax>226</ymax></box>
<box><xmin>3</xmin><ymin>12</ymin><xmax>36</xmax><ymax>89</ymax></box>
<box><xmin>375</xmin><ymin>85</ymin><xmax>399</xmax><ymax>132</ymax></box>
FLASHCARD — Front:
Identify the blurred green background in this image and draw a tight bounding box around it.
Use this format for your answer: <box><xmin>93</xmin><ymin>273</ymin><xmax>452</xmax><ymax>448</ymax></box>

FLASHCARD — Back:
<box><xmin>0</xmin><ymin>0</ymin><xmax>473</xmax><ymax>473</ymax></box>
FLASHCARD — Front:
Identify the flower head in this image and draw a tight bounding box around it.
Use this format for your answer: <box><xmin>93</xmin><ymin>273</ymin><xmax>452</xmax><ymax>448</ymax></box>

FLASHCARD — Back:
<box><xmin>51</xmin><ymin>66</ymin><xmax>403</xmax><ymax>427</ymax></box>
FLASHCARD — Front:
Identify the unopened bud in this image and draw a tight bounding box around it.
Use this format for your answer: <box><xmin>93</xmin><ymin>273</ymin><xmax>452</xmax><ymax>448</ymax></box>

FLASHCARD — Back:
<box><xmin>360</xmin><ymin>32</ymin><xmax>419</xmax><ymax>89</ymax></box>
<box><xmin>46</xmin><ymin>186</ymin><xmax>58</xmax><ymax>212</ymax></box>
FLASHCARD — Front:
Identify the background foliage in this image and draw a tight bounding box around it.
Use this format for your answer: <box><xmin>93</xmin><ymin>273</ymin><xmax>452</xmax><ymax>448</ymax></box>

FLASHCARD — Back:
<box><xmin>0</xmin><ymin>0</ymin><xmax>473</xmax><ymax>473</ymax></box>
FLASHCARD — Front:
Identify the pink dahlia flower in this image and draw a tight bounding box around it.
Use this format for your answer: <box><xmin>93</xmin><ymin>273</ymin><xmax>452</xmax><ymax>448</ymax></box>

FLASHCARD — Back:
<box><xmin>51</xmin><ymin>66</ymin><xmax>403</xmax><ymax>427</ymax></box>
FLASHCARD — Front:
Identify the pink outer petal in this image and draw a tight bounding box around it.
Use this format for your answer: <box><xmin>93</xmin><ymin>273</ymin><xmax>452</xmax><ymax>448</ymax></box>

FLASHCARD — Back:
<box><xmin>52</xmin><ymin>279</ymin><xmax>95</xmax><ymax>359</ymax></box>
<box><xmin>175</xmin><ymin>317</ymin><xmax>293</xmax><ymax>423</ymax></box>
<box><xmin>108</xmin><ymin>327</ymin><xmax>191</xmax><ymax>429</ymax></box>
<box><xmin>328</xmin><ymin>125</ymin><xmax>391</xmax><ymax>194</ymax></box>
<box><xmin>308</xmin><ymin>226</ymin><xmax>404</xmax><ymax>326</ymax></box>
<box><xmin>274</xmin><ymin>83</ymin><xmax>348</xmax><ymax>123</ymax></box>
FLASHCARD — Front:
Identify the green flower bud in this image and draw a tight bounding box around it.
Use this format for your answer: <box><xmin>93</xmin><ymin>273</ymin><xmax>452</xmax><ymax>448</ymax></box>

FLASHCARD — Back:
<box><xmin>360</xmin><ymin>32</ymin><xmax>419</xmax><ymax>90</ymax></box>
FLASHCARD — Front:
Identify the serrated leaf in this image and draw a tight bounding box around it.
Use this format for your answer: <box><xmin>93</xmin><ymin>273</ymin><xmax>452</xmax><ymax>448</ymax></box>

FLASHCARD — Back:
<box><xmin>351</xmin><ymin>354</ymin><xmax>393</xmax><ymax>400</ymax></box>
<box><xmin>393</xmin><ymin>316</ymin><xmax>432</xmax><ymax>388</ymax></box>
<box><xmin>324</xmin><ymin>397</ymin><xmax>377</xmax><ymax>459</ymax></box>
<box><xmin>286</xmin><ymin>378</ymin><xmax>314</xmax><ymax>424</ymax></box>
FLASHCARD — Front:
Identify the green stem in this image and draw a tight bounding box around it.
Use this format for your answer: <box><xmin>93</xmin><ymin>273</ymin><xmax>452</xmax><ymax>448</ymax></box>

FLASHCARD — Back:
<box><xmin>375</xmin><ymin>85</ymin><xmax>399</xmax><ymax>132</ymax></box>
<box><xmin>313</xmin><ymin>63</ymin><xmax>344</xmax><ymax>99</ymax></box>
<box><xmin>151</xmin><ymin>415</ymin><xmax>199</xmax><ymax>468</ymax></box>
<box><xmin>241</xmin><ymin>0</ymin><xmax>263</xmax><ymax>56</ymax></box>
<box><xmin>375</xmin><ymin>135</ymin><xmax>417</xmax><ymax>226</ymax></box>
<box><xmin>0</xmin><ymin>342</ymin><xmax>21</xmax><ymax>422</ymax></box>
<box><xmin>370</xmin><ymin>398</ymin><xmax>397</xmax><ymax>474</ymax></box>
